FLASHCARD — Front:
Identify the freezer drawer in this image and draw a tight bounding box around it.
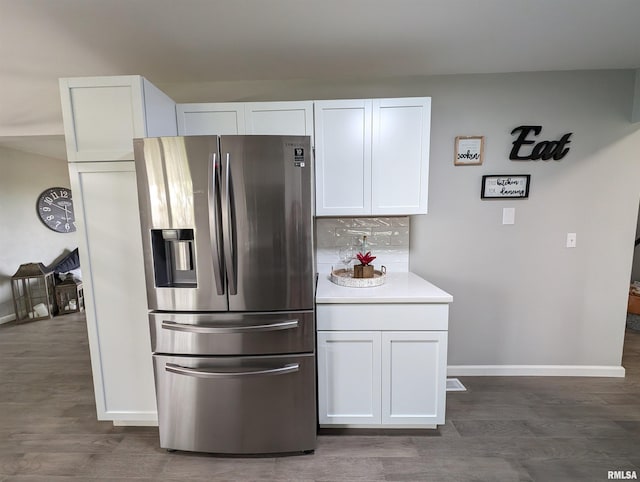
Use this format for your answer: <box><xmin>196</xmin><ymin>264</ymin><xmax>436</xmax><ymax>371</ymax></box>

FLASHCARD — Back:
<box><xmin>149</xmin><ymin>311</ymin><xmax>314</xmax><ymax>356</ymax></box>
<box><xmin>153</xmin><ymin>353</ymin><xmax>316</xmax><ymax>454</ymax></box>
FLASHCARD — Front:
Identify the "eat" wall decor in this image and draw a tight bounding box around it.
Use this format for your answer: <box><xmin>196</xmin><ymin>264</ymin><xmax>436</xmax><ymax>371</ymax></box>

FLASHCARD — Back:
<box><xmin>510</xmin><ymin>125</ymin><xmax>572</xmax><ymax>161</ymax></box>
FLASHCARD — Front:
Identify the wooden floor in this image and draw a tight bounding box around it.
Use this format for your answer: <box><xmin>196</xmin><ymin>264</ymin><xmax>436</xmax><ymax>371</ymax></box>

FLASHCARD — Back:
<box><xmin>0</xmin><ymin>313</ymin><xmax>639</xmax><ymax>482</ymax></box>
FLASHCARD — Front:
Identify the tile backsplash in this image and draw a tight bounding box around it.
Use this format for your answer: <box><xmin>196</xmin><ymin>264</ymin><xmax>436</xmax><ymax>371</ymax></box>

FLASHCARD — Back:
<box><xmin>315</xmin><ymin>217</ymin><xmax>410</xmax><ymax>274</ymax></box>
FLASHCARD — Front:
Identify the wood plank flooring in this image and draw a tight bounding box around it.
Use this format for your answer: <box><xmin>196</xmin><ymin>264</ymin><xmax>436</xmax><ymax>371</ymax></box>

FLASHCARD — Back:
<box><xmin>0</xmin><ymin>313</ymin><xmax>639</xmax><ymax>481</ymax></box>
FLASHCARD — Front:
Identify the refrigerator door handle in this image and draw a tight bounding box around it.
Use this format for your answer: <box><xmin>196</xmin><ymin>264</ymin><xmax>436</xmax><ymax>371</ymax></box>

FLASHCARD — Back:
<box><xmin>208</xmin><ymin>152</ymin><xmax>225</xmax><ymax>295</ymax></box>
<box><xmin>161</xmin><ymin>319</ymin><xmax>299</xmax><ymax>333</ymax></box>
<box><xmin>222</xmin><ymin>152</ymin><xmax>238</xmax><ymax>295</ymax></box>
<box><xmin>165</xmin><ymin>363</ymin><xmax>300</xmax><ymax>378</ymax></box>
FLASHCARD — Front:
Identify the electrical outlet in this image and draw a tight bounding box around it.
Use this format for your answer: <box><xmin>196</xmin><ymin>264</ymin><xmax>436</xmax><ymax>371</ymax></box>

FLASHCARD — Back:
<box><xmin>566</xmin><ymin>233</ymin><xmax>577</xmax><ymax>248</ymax></box>
<box><xmin>502</xmin><ymin>208</ymin><xmax>515</xmax><ymax>225</ymax></box>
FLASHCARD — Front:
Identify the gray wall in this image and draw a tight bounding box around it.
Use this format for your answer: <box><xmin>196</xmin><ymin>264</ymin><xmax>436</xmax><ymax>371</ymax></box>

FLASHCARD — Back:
<box><xmin>160</xmin><ymin>70</ymin><xmax>640</xmax><ymax>368</ymax></box>
<box><xmin>632</xmin><ymin>210</ymin><xmax>640</xmax><ymax>282</ymax></box>
<box><xmin>0</xmin><ymin>146</ymin><xmax>78</xmax><ymax>319</ymax></box>
<box><xmin>410</xmin><ymin>72</ymin><xmax>640</xmax><ymax>367</ymax></box>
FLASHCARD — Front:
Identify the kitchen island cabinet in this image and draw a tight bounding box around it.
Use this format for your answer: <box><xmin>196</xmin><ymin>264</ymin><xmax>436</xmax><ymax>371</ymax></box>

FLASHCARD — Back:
<box><xmin>316</xmin><ymin>272</ymin><xmax>451</xmax><ymax>428</ymax></box>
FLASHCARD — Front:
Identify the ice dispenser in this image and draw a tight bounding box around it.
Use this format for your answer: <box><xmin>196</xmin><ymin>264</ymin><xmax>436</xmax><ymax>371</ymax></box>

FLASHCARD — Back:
<box><xmin>150</xmin><ymin>229</ymin><xmax>196</xmax><ymax>287</ymax></box>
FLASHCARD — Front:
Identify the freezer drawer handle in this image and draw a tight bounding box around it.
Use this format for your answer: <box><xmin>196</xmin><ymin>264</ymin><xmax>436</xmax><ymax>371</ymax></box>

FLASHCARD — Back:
<box><xmin>165</xmin><ymin>363</ymin><xmax>300</xmax><ymax>378</ymax></box>
<box><xmin>161</xmin><ymin>319</ymin><xmax>299</xmax><ymax>334</ymax></box>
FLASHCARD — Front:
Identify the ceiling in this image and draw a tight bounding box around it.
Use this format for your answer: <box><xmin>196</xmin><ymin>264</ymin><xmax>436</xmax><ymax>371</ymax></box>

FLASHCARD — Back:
<box><xmin>1</xmin><ymin>0</ymin><xmax>639</xmax><ymax>159</ymax></box>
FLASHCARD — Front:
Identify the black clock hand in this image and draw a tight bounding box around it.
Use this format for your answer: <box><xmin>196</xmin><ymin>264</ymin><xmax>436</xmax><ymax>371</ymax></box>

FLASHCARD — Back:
<box><xmin>49</xmin><ymin>203</ymin><xmax>70</xmax><ymax>214</ymax></box>
<box><xmin>49</xmin><ymin>203</ymin><xmax>72</xmax><ymax>222</ymax></box>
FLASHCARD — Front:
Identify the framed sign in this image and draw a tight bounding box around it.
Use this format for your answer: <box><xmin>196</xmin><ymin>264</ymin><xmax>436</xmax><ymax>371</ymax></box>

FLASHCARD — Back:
<box><xmin>455</xmin><ymin>136</ymin><xmax>484</xmax><ymax>166</ymax></box>
<box><xmin>481</xmin><ymin>175</ymin><xmax>530</xmax><ymax>199</ymax></box>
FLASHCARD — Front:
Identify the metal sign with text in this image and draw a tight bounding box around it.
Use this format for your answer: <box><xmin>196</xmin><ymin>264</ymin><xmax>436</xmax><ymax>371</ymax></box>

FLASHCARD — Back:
<box><xmin>510</xmin><ymin>125</ymin><xmax>573</xmax><ymax>161</ymax></box>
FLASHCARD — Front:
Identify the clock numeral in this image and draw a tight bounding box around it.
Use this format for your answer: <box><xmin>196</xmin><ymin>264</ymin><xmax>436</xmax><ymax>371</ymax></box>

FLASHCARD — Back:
<box><xmin>42</xmin><ymin>206</ymin><xmax>51</xmax><ymax>212</ymax></box>
<box><xmin>46</xmin><ymin>215</ymin><xmax>54</xmax><ymax>221</ymax></box>
<box><xmin>60</xmin><ymin>191</ymin><xmax>69</xmax><ymax>198</ymax></box>
<box><xmin>50</xmin><ymin>192</ymin><xmax>59</xmax><ymax>200</ymax></box>
<box><xmin>55</xmin><ymin>221</ymin><xmax>61</xmax><ymax>228</ymax></box>
<box><xmin>65</xmin><ymin>223</ymin><xmax>70</xmax><ymax>231</ymax></box>
<box><xmin>44</xmin><ymin>197</ymin><xmax>53</xmax><ymax>205</ymax></box>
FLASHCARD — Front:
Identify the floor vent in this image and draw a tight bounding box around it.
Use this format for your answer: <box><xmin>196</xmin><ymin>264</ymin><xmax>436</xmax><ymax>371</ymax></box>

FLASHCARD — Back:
<box><xmin>446</xmin><ymin>378</ymin><xmax>467</xmax><ymax>392</ymax></box>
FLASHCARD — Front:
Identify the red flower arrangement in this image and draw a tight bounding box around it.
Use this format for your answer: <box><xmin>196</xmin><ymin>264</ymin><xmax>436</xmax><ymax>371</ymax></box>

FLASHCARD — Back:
<box><xmin>356</xmin><ymin>251</ymin><xmax>376</xmax><ymax>266</ymax></box>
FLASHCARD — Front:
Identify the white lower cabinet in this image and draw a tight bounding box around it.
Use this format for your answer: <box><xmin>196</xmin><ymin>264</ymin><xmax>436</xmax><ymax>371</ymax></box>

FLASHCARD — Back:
<box><xmin>68</xmin><ymin>161</ymin><xmax>157</xmax><ymax>423</ymax></box>
<box><xmin>381</xmin><ymin>331</ymin><xmax>447</xmax><ymax>425</ymax></box>
<box><xmin>318</xmin><ymin>329</ymin><xmax>447</xmax><ymax>427</ymax></box>
<box><xmin>317</xmin><ymin>331</ymin><xmax>382</xmax><ymax>425</ymax></box>
<box><xmin>317</xmin><ymin>302</ymin><xmax>448</xmax><ymax>428</ymax></box>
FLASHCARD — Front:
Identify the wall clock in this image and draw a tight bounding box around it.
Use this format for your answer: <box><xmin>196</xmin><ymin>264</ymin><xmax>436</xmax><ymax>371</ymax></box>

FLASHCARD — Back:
<box><xmin>36</xmin><ymin>187</ymin><xmax>76</xmax><ymax>233</ymax></box>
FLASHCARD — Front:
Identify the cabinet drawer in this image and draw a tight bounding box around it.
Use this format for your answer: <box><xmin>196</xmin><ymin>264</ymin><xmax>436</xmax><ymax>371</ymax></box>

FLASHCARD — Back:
<box><xmin>150</xmin><ymin>311</ymin><xmax>314</xmax><ymax>356</ymax></box>
<box><xmin>154</xmin><ymin>353</ymin><xmax>316</xmax><ymax>453</ymax></box>
<box><xmin>316</xmin><ymin>303</ymin><xmax>448</xmax><ymax>331</ymax></box>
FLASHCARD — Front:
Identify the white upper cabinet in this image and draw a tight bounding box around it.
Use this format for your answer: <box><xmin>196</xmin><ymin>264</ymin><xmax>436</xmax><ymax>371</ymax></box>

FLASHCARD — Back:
<box><xmin>177</xmin><ymin>103</ymin><xmax>246</xmax><ymax>135</ymax></box>
<box><xmin>315</xmin><ymin>97</ymin><xmax>431</xmax><ymax>216</ymax></box>
<box><xmin>314</xmin><ymin>99</ymin><xmax>372</xmax><ymax>216</ymax></box>
<box><xmin>244</xmin><ymin>101</ymin><xmax>314</xmax><ymax>142</ymax></box>
<box><xmin>372</xmin><ymin>98</ymin><xmax>430</xmax><ymax>215</ymax></box>
<box><xmin>59</xmin><ymin>76</ymin><xmax>177</xmax><ymax>162</ymax></box>
<box><xmin>176</xmin><ymin>101</ymin><xmax>314</xmax><ymax>140</ymax></box>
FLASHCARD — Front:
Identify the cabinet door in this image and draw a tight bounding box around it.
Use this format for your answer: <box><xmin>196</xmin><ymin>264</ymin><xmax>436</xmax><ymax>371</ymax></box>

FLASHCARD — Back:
<box><xmin>59</xmin><ymin>76</ymin><xmax>176</xmax><ymax>162</ymax></box>
<box><xmin>244</xmin><ymin>101</ymin><xmax>314</xmax><ymax>144</ymax></box>
<box><xmin>60</xmin><ymin>76</ymin><xmax>146</xmax><ymax>161</ymax></box>
<box><xmin>176</xmin><ymin>103</ymin><xmax>246</xmax><ymax>135</ymax></box>
<box><xmin>372</xmin><ymin>98</ymin><xmax>430</xmax><ymax>215</ymax></box>
<box><xmin>314</xmin><ymin>99</ymin><xmax>372</xmax><ymax>216</ymax></box>
<box><xmin>381</xmin><ymin>331</ymin><xmax>447</xmax><ymax>425</ymax></box>
<box><xmin>317</xmin><ymin>331</ymin><xmax>381</xmax><ymax>425</ymax></box>
<box><xmin>68</xmin><ymin>161</ymin><xmax>157</xmax><ymax>423</ymax></box>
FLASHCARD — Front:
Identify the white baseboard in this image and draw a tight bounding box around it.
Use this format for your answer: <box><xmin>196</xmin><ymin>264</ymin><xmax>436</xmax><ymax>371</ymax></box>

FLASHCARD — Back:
<box><xmin>113</xmin><ymin>419</ymin><xmax>158</xmax><ymax>427</ymax></box>
<box><xmin>447</xmin><ymin>365</ymin><xmax>626</xmax><ymax>378</ymax></box>
<box><xmin>0</xmin><ymin>313</ymin><xmax>16</xmax><ymax>325</ymax></box>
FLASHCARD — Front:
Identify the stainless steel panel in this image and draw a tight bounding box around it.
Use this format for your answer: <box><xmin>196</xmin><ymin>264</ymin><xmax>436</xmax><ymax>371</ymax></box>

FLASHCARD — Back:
<box><xmin>134</xmin><ymin>136</ymin><xmax>228</xmax><ymax>311</ymax></box>
<box><xmin>149</xmin><ymin>310</ymin><xmax>314</xmax><ymax>355</ymax></box>
<box><xmin>153</xmin><ymin>353</ymin><xmax>316</xmax><ymax>454</ymax></box>
<box><xmin>220</xmin><ymin>135</ymin><xmax>314</xmax><ymax>312</ymax></box>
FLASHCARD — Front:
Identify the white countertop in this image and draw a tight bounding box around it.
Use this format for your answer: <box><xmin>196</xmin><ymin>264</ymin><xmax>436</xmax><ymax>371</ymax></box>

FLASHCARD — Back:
<box><xmin>315</xmin><ymin>271</ymin><xmax>453</xmax><ymax>304</ymax></box>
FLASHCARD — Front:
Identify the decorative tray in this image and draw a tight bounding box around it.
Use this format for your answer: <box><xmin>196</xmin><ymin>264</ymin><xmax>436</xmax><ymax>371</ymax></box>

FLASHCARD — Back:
<box><xmin>329</xmin><ymin>266</ymin><xmax>387</xmax><ymax>288</ymax></box>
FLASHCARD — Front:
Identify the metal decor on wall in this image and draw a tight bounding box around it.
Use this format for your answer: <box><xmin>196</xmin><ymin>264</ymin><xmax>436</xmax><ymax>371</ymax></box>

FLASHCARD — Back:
<box><xmin>509</xmin><ymin>125</ymin><xmax>572</xmax><ymax>161</ymax></box>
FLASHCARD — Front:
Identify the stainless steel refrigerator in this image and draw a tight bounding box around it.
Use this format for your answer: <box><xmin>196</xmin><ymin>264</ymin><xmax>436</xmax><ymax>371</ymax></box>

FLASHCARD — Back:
<box><xmin>133</xmin><ymin>135</ymin><xmax>315</xmax><ymax>455</ymax></box>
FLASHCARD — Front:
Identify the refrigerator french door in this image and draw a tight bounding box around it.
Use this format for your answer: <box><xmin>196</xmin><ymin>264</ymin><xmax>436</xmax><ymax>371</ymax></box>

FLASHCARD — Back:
<box><xmin>134</xmin><ymin>135</ymin><xmax>315</xmax><ymax>455</ymax></box>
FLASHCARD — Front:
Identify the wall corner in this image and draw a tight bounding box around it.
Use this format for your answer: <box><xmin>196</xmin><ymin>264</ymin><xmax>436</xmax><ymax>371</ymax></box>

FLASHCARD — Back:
<box><xmin>632</xmin><ymin>68</ymin><xmax>640</xmax><ymax>123</ymax></box>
